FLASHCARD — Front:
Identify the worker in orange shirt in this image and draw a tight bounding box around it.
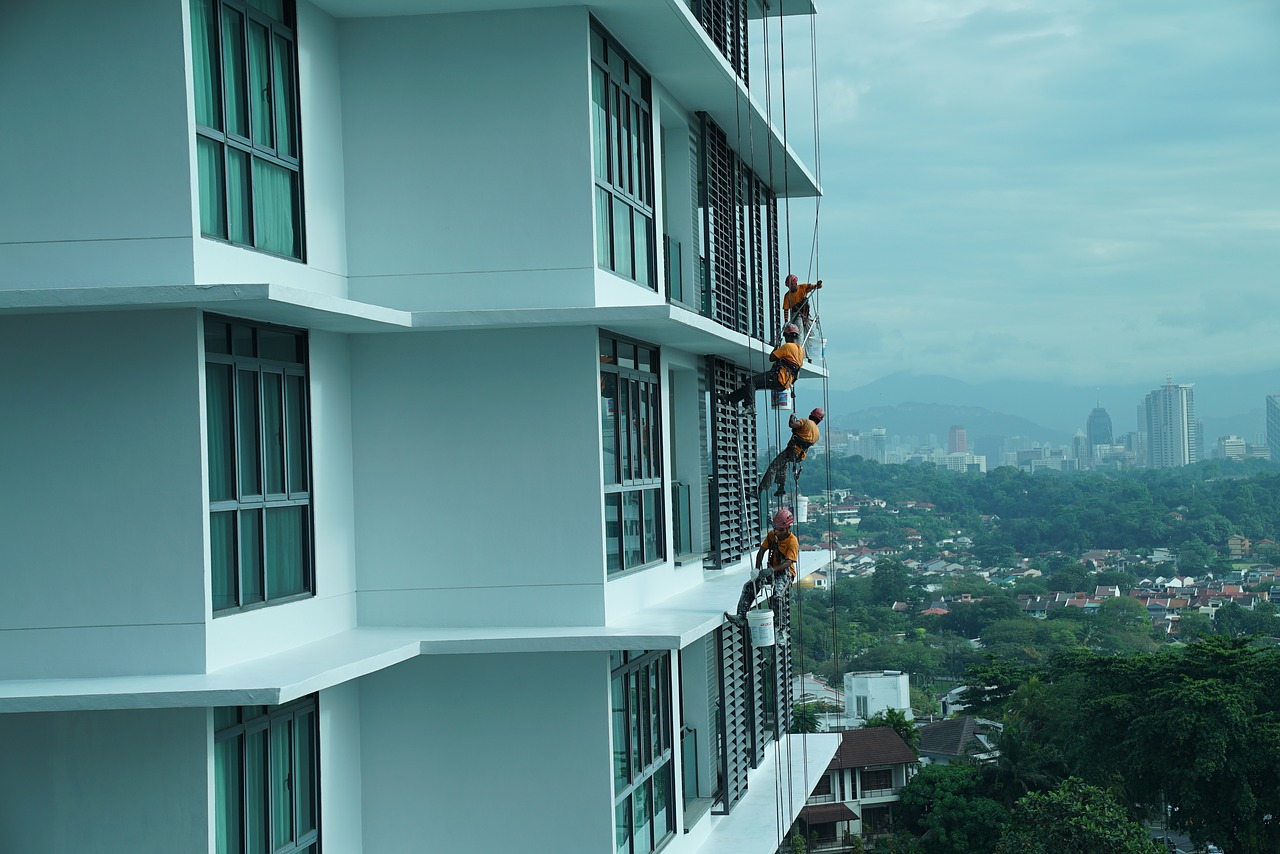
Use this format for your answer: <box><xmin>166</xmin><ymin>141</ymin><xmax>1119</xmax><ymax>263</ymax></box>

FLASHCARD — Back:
<box><xmin>722</xmin><ymin>324</ymin><xmax>805</xmax><ymax>409</ymax></box>
<box><xmin>759</xmin><ymin>408</ymin><xmax>823</xmax><ymax>497</ymax></box>
<box><xmin>783</xmin><ymin>274</ymin><xmax>822</xmax><ymax>359</ymax></box>
<box><xmin>727</xmin><ymin>508</ymin><xmax>799</xmax><ymax>626</ymax></box>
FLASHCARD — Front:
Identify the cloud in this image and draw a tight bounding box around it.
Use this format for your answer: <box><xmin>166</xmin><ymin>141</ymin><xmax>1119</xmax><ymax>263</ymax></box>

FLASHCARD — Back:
<box><xmin>784</xmin><ymin>0</ymin><xmax>1280</xmax><ymax>386</ymax></box>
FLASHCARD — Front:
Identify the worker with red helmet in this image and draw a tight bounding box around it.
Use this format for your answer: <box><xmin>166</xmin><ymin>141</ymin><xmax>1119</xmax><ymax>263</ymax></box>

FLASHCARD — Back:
<box><xmin>727</xmin><ymin>508</ymin><xmax>800</xmax><ymax>626</ymax></box>
<box><xmin>722</xmin><ymin>324</ymin><xmax>805</xmax><ymax>409</ymax></box>
<box><xmin>782</xmin><ymin>274</ymin><xmax>822</xmax><ymax>325</ymax></box>
<box><xmin>758</xmin><ymin>407</ymin><xmax>824</xmax><ymax>497</ymax></box>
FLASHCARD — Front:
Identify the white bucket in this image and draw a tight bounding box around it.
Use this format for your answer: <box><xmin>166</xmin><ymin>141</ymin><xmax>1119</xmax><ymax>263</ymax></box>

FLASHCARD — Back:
<box><xmin>797</xmin><ymin>495</ymin><xmax>809</xmax><ymax>524</ymax></box>
<box><xmin>746</xmin><ymin>609</ymin><xmax>776</xmax><ymax>648</ymax></box>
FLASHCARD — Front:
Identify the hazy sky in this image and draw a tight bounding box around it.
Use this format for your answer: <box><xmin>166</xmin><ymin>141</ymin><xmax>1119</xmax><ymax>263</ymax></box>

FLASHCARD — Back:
<box><xmin>759</xmin><ymin>0</ymin><xmax>1280</xmax><ymax>390</ymax></box>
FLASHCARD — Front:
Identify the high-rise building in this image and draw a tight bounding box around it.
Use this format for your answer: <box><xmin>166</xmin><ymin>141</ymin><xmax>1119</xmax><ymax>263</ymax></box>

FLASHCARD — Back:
<box><xmin>1072</xmin><ymin>429</ymin><xmax>1090</xmax><ymax>467</ymax></box>
<box><xmin>1268</xmin><ymin>394</ymin><xmax>1280</xmax><ymax>464</ymax></box>
<box><xmin>1144</xmin><ymin>378</ymin><xmax>1198</xmax><ymax>468</ymax></box>
<box><xmin>1086</xmin><ymin>406</ymin><xmax>1113</xmax><ymax>453</ymax></box>
<box><xmin>0</xmin><ymin>2</ymin><xmax>838</xmax><ymax>851</ymax></box>
<box><xmin>947</xmin><ymin>425</ymin><xmax>967</xmax><ymax>454</ymax></box>
<box><xmin>1216</xmin><ymin>435</ymin><xmax>1246</xmax><ymax>461</ymax></box>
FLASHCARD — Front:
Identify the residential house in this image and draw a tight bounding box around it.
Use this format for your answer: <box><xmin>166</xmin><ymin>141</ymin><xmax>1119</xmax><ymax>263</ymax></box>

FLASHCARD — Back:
<box><xmin>797</xmin><ymin>727</ymin><xmax>919</xmax><ymax>850</ymax></box>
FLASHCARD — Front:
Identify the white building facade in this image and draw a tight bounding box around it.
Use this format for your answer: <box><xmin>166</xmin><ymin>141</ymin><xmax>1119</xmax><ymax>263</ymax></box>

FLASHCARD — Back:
<box><xmin>0</xmin><ymin>1</ymin><xmax>837</xmax><ymax>851</ymax></box>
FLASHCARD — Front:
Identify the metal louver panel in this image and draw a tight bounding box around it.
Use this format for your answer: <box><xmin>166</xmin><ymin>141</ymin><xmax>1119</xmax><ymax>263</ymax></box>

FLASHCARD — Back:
<box><xmin>696</xmin><ymin>0</ymin><xmax>749</xmax><ymax>83</ymax></box>
<box><xmin>706</xmin><ymin>356</ymin><xmax>760</xmax><ymax>569</ymax></box>
<box><xmin>716</xmin><ymin>625</ymin><xmax>751</xmax><ymax>813</ymax></box>
<box><xmin>772</xmin><ymin>584</ymin><xmax>794</xmax><ymax>735</ymax></box>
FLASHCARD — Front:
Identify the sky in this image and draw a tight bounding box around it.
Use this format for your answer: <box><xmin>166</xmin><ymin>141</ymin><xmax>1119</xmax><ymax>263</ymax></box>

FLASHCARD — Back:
<box><xmin>756</xmin><ymin>0</ymin><xmax>1280</xmax><ymax>390</ymax></box>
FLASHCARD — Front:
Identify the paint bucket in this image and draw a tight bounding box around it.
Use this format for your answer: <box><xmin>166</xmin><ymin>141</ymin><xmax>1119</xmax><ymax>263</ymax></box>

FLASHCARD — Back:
<box><xmin>746</xmin><ymin>609</ymin><xmax>776</xmax><ymax>648</ymax></box>
<box><xmin>797</xmin><ymin>495</ymin><xmax>809</xmax><ymax>524</ymax></box>
<box><xmin>771</xmin><ymin>388</ymin><xmax>789</xmax><ymax>409</ymax></box>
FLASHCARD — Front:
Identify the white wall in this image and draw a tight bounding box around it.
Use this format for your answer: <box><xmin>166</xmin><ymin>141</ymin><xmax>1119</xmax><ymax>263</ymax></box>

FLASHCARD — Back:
<box><xmin>319</xmin><ymin>681</ymin><xmax>365</xmax><ymax>852</ymax></box>
<box><xmin>0</xmin><ymin>707</ymin><xmax>209</xmax><ymax>852</ymax></box>
<box><xmin>0</xmin><ymin>0</ymin><xmax>195</xmax><ymax>289</ymax></box>
<box><xmin>357</xmin><ymin>652</ymin><xmax>614</xmax><ymax>852</ymax></box>
<box><xmin>0</xmin><ymin>311</ymin><xmax>206</xmax><ymax>678</ymax></box>
<box><xmin>340</xmin><ymin>8</ymin><xmax>596</xmax><ymax>311</ymax></box>
<box><xmin>205</xmin><ymin>330</ymin><xmax>358</xmax><ymax>670</ymax></box>
<box><xmin>350</xmin><ymin>326</ymin><xmax>606</xmax><ymax>627</ymax></box>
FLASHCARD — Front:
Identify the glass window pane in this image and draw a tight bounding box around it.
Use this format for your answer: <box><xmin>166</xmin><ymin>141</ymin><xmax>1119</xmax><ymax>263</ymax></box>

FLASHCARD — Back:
<box><xmin>191</xmin><ymin>0</ymin><xmax>222</xmax><ymax>130</ymax></box>
<box><xmin>263</xmin><ymin>372</ymin><xmax>284</xmax><ymax>495</ymax></box>
<box><xmin>612</xmin><ymin>198</ymin><xmax>633</xmax><ymax>279</ymax></box>
<box><xmin>252</xmin><ymin>158</ymin><xmax>299</xmax><ymax>258</ymax></box>
<box><xmin>612</xmin><ymin>674</ymin><xmax>628</xmax><ymax>790</ymax></box>
<box><xmin>257</xmin><ymin>329</ymin><xmax>299</xmax><ymax>363</ymax></box>
<box><xmin>232</xmin><ymin>324</ymin><xmax>255</xmax><ymax>356</ymax></box>
<box><xmin>286</xmin><ymin>375</ymin><xmax>308</xmax><ymax>494</ymax></box>
<box><xmin>643</xmin><ymin>489</ymin><xmax>660</xmax><ymax>565</ymax></box>
<box><xmin>221</xmin><ymin>7</ymin><xmax>248</xmax><ymax>138</ymax></box>
<box><xmin>629</xmin><ymin>672</ymin><xmax>641</xmax><ymax>777</ymax></box>
<box><xmin>246</xmin><ymin>0</ymin><xmax>284</xmax><ymax>19</ymax></box>
<box><xmin>633</xmin><ymin>779</ymin><xmax>653</xmax><ymax>854</ymax></box>
<box><xmin>239</xmin><ymin>509</ymin><xmax>263</xmax><ymax>605</ymax></box>
<box><xmin>649</xmin><ymin>662</ymin><xmax>662</xmax><ymax>763</ymax></box>
<box><xmin>614</xmin><ymin>799</ymin><xmax>630</xmax><ymax>854</ymax></box>
<box><xmin>272</xmin><ymin>34</ymin><xmax>297</xmax><ymax>159</ymax></box>
<box><xmin>246</xmin><ymin>728</ymin><xmax>268</xmax><ymax>854</ymax></box>
<box><xmin>618</xmin><ymin>378</ymin><xmax>631</xmax><ymax>481</ymax></box>
<box><xmin>639</xmin><ymin>664</ymin><xmax>652</xmax><ymax>764</ymax></box>
<box><xmin>212</xmin><ymin>511</ymin><xmax>237</xmax><ymax>611</ymax></box>
<box><xmin>601</xmin><ymin>373</ymin><xmax>618</xmax><ymax>486</ymax></box>
<box><xmin>207</xmin><ymin>364</ymin><xmax>235</xmax><ymax>501</ymax></box>
<box><xmin>596</xmin><ymin>186</ymin><xmax>613</xmax><ymax>270</ymax></box>
<box><xmin>592</xmin><ymin>65</ymin><xmax>608</xmax><ymax>183</ymax></box>
<box><xmin>205</xmin><ymin>317</ymin><xmax>231</xmax><ymax>355</ymax></box>
<box><xmin>227</xmin><ymin>148</ymin><xmax>252</xmax><ymax>246</ymax></box>
<box><xmin>634</xmin><ymin>213</ymin><xmax>652</xmax><ymax>289</ymax></box>
<box><xmin>623</xmin><ymin>491</ymin><xmax>642</xmax><ymax>568</ymax></box>
<box><xmin>295</xmin><ymin>710</ymin><xmax>316</xmax><ymax>836</ymax></box>
<box><xmin>197</xmin><ymin>136</ymin><xmax>226</xmax><ymax>239</ymax></box>
<box><xmin>237</xmin><ymin>370</ymin><xmax>261</xmax><ymax>496</ymax></box>
<box><xmin>617</xmin><ymin>343</ymin><xmax>636</xmax><ymax>370</ymax></box>
<box><xmin>605</xmin><ymin>493</ymin><xmax>622</xmax><ymax>574</ymax></box>
<box><xmin>266</xmin><ymin>506</ymin><xmax>306</xmax><ymax>598</ymax></box>
<box><xmin>248</xmin><ymin>22</ymin><xmax>274</xmax><ymax>149</ymax></box>
<box><xmin>654</xmin><ymin>763</ymin><xmax>673</xmax><ymax>842</ymax></box>
<box><xmin>214</xmin><ymin>707</ymin><xmax>240</xmax><ymax>730</ymax></box>
<box><xmin>270</xmin><ymin>718</ymin><xmax>293</xmax><ymax>848</ymax></box>
<box><xmin>215</xmin><ymin>736</ymin><xmax>244</xmax><ymax>854</ymax></box>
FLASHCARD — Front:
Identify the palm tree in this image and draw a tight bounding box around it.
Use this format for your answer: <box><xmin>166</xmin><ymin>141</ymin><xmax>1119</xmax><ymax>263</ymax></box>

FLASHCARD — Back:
<box><xmin>865</xmin><ymin>708</ymin><xmax>920</xmax><ymax>750</ymax></box>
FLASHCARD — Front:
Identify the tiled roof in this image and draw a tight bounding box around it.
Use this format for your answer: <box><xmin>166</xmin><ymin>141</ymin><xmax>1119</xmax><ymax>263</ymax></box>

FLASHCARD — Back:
<box><xmin>918</xmin><ymin>717</ymin><xmax>983</xmax><ymax>757</ymax></box>
<box><xmin>827</xmin><ymin>727</ymin><xmax>918</xmax><ymax>770</ymax></box>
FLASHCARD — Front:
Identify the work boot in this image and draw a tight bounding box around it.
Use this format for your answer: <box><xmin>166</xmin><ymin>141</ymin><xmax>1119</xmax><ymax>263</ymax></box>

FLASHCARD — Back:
<box><xmin>724</xmin><ymin>611</ymin><xmax>747</xmax><ymax>629</ymax></box>
<box><xmin>774</xmin><ymin>485</ymin><xmax>787</xmax><ymax>498</ymax></box>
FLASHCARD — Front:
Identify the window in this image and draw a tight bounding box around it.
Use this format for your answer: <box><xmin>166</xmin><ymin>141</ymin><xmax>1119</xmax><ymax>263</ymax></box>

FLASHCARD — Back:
<box><xmin>591</xmin><ymin>25</ymin><xmax>655</xmax><ymax>289</ymax></box>
<box><xmin>206</xmin><ymin>315</ymin><xmax>313</xmax><ymax>613</ymax></box>
<box><xmin>600</xmin><ymin>333</ymin><xmax>664</xmax><ymax>573</ymax></box>
<box><xmin>191</xmin><ymin>0</ymin><xmax>303</xmax><ymax>259</ymax></box>
<box><xmin>612</xmin><ymin>651</ymin><xmax>674</xmax><ymax>854</ymax></box>
<box><xmin>215</xmin><ymin>698</ymin><xmax>319</xmax><ymax>854</ymax></box>
<box><xmin>861</xmin><ymin>768</ymin><xmax>893</xmax><ymax>795</ymax></box>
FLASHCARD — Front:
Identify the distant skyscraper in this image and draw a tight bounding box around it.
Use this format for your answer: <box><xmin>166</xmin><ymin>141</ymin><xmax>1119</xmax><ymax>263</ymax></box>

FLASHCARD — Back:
<box><xmin>1086</xmin><ymin>407</ymin><xmax>1113</xmax><ymax>448</ymax></box>
<box><xmin>1144</xmin><ymin>378</ymin><xmax>1198</xmax><ymax>468</ymax></box>
<box><xmin>947</xmin><ymin>425</ymin><xmax>967</xmax><ymax>454</ymax></box>
<box><xmin>1072</xmin><ymin>429</ymin><xmax>1089</xmax><ymax>467</ymax></box>
<box><xmin>1268</xmin><ymin>395</ymin><xmax>1280</xmax><ymax>464</ymax></box>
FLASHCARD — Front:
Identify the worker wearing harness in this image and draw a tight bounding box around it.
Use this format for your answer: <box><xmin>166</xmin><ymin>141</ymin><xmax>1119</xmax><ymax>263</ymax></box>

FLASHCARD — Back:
<box><xmin>726</xmin><ymin>509</ymin><xmax>799</xmax><ymax>627</ymax></box>
<box><xmin>783</xmin><ymin>274</ymin><xmax>823</xmax><ymax>361</ymax></box>
<box><xmin>759</xmin><ymin>408</ymin><xmax>824</xmax><ymax>497</ymax></box>
<box><xmin>722</xmin><ymin>325</ymin><xmax>805</xmax><ymax>409</ymax></box>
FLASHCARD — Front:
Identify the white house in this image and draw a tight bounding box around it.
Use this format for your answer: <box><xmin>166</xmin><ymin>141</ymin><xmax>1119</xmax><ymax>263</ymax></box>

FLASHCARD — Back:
<box><xmin>0</xmin><ymin>1</ymin><xmax>836</xmax><ymax>852</ymax></box>
<box><xmin>843</xmin><ymin>671</ymin><xmax>913</xmax><ymax>726</ymax></box>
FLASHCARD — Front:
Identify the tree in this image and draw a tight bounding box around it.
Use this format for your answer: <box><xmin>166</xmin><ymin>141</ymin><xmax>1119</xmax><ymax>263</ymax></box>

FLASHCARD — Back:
<box><xmin>871</xmin><ymin>558</ymin><xmax>911</xmax><ymax>605</ymax></box>
<box><xmin>791</xmin><ymin>703</ymin><xmax>824</xmax><ymax>734</ymax></box>
<box><xmin>864</xmin><ymin>709</ymin><xmax>920</xmax><ymax>750</ymax></box>
<box><xmin>898</xmin><ymin>763</ymin><xmax>1007</xmax><ymax>854</ymax></box>
<box><xmin>910</xmin><ymin>686</ymin><xmax>939</xmax><ymax>717</ymax></box>
<box><xmin>993</xmin><ymin>778</ymin><xmax>1163</xmax><ymax>854</ymax></box>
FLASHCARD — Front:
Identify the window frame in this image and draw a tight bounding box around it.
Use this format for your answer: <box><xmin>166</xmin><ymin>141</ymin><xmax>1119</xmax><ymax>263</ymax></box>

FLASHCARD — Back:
<box><xmin>191</xmin><ymin>0</ymin><xmax>306</xmax><ymax>260</ymax></box>
<box><xmin>611</xmin><ymin>650</ymin><xmax>675</xmax><ymax>854</ymax></box>
<box><xmin>600</xmin><ymin>332</ymin><xmax>665</xmax><ymax>575</ymax></box>
<box><xmin>214</xmin><ymin>697</ymin><xmax>320</xmax><ymax>854</ymax></box>
<box><xmin>206</xmin><ymin>313</ymin><xmax>315</xmax><ymax>615</ymax></box>
<box><xmin>591</xmin><ymin>22</ymin><xmax>656</xmax><ymax>290</ymax></box>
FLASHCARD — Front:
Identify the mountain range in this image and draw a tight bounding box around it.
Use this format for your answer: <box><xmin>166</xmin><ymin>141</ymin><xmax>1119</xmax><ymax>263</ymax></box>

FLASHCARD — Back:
<box><xmin>825</xmin><ymin>371</ymin><xmax>1278</xmax><ymax>448</ymax></box>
